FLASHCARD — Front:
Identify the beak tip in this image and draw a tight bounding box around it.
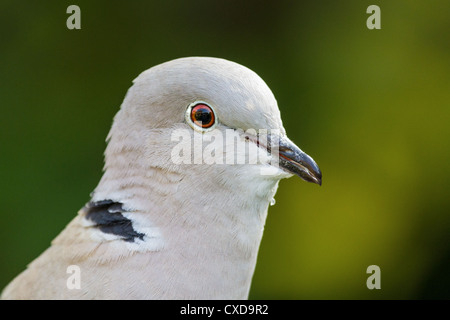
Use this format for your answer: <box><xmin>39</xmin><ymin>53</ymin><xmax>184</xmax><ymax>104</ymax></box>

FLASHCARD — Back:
<box><xmin>316</xmin><ymin>171</ymin><xmax>322</xmax><ymax>186</ymax></box>
<box><xmin>311</xmin><ymin>171</ymin><xmax>322</xmax><ymax>186</ymax></box>
<box><xmin>317</xmin><ymin>177</ymin><xmax>322</xmax><ymax>186</ymax></box>
<box><xmin>276</xmin><ymin>135</ymin><xmax>322</xmax><ymax>187</ymax></box>
<box><xmin>308</xmin><ymin>163</ymin><xmax>322</xmax><ymax>186</ymax></box>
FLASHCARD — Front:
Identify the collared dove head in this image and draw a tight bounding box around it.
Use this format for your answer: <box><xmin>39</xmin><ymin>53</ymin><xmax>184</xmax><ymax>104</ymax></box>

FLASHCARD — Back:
<box><xmin>1</xmin><ymin>57</ymin><xmax>321</xmax><ymax>300</ymax></box>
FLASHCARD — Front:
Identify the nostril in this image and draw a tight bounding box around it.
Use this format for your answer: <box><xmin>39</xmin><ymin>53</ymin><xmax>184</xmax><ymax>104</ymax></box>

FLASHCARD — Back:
<box><xmin>279</xmin><ymin>146</ymin><xmax>292</xmax><ymax>153</ymax></box>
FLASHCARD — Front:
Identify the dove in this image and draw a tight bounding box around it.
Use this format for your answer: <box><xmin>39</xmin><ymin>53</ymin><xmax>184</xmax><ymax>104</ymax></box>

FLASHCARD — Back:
<box><xmin>1</xmin><ymin>57</ymin><xmax>321</xmax><ymax>299</ymax></box>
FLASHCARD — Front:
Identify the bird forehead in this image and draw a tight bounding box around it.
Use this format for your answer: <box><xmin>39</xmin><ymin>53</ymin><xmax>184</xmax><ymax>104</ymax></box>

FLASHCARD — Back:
<box><xmin>132</xmin><ymin>57</ymin><xmax>285</xmax><ymax>132</ymax></box>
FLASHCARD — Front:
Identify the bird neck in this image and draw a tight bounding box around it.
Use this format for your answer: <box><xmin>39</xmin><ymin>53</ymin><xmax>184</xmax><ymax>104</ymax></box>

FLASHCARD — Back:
<box><xmin>87</xmin><ymin>137</ymin><xmax>280</xmax><ymax>298</ymax></box>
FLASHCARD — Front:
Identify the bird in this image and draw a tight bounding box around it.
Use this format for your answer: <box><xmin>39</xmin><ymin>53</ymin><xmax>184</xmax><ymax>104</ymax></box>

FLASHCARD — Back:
<box><xmin>1</xmin><ymin>57</ymin><xmax>321</xmax><ymax>299</ymax></box>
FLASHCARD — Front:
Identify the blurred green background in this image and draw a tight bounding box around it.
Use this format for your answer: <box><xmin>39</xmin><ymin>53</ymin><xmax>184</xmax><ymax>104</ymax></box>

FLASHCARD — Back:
<box><xmin>1</xmin><ymin>0</ymin><xmax>450</xmax><ymax>299</ymax></box>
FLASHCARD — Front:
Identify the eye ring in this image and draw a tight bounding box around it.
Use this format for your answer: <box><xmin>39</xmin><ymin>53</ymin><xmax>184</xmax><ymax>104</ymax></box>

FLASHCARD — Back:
<box><xmin>185</xmin><ymin>101</ymin><xmax>217</xmax><ymax>132</ymax></box>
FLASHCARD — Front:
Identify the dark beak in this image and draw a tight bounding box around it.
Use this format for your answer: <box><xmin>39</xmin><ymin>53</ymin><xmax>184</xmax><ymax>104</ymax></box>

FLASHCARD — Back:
<box><xmin>270</xmin><ymin>135</ymin><xmax>322</xmax><ymax>185</ymax></box>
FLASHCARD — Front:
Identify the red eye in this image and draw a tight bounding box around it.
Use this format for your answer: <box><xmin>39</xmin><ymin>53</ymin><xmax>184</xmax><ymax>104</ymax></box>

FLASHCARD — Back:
<box><xmin>190</xmin><ymin>103</ymin><xmax>215</xmax><ymax>128</ymax></box>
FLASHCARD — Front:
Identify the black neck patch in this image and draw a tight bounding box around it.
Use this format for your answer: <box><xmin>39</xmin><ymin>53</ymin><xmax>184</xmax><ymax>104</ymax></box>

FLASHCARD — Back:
<box><xmin>84</xmin><ymin>200</ymin><xmax>145</xmax><ymax>243</ymax></box>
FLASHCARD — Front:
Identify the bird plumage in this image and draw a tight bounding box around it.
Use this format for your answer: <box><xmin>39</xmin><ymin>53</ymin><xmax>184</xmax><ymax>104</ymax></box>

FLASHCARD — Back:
<box><xmin>2</xmin><ymin>57</ymin><xmax>320</xmax><ymax>299</ymax></box>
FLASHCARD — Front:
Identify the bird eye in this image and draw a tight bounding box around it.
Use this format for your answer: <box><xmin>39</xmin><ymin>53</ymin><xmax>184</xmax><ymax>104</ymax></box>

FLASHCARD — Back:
<box><xmin>185</xmin><ymin>101</ymin><xmax>217</xmax><ymax>132</ymax></box>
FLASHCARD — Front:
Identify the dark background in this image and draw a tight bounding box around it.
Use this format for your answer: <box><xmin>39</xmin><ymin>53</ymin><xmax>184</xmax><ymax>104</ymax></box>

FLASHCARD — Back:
<box><xmin>1</xmin><ymin>0</ymin><xmax>450</xmax><ymax>299</ymax></box>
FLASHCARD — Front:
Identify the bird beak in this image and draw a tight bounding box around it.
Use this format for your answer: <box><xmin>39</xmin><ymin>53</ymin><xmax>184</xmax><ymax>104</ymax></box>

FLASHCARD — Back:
<box><xmin>272</xmin><ymin>135</ymin><xmax>322</xmax><ymax>185</ymax></box>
